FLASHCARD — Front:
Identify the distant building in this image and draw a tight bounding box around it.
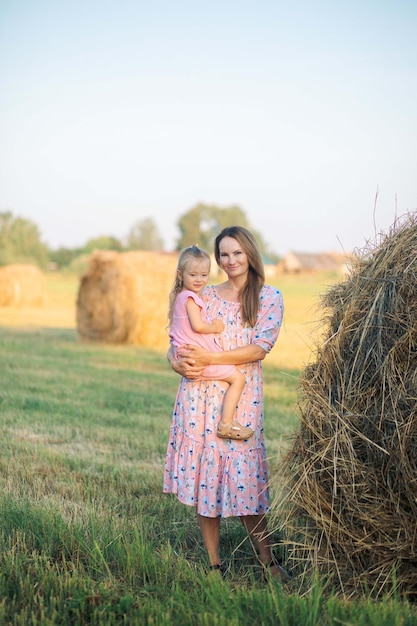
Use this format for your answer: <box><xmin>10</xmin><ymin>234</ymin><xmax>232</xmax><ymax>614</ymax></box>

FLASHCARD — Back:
<box><xmin>277</xmin><ymin>251</ymin><xmax>351</xmax><ymax>274</ymax></box>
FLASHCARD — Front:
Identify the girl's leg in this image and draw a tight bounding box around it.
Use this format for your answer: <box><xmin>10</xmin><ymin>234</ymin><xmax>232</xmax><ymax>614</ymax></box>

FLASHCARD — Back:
<box><xmin>196</xmin><ymin>513</ymin><xmax>222</xmax><ymax>567</ymax></box>
<box><xmin>217</xmin><ymin>370</ymin><xmax>253</xmax><ymax>439</ymax></box>
<box><xmin>241</xmin><ymin>515</ymin><xmax>288</xmax><ymax>582</ymax></box>
<box><xmin>218</xmin><ymin>369</ymin><xmax>246</xmax><ymax>425</ymax></box>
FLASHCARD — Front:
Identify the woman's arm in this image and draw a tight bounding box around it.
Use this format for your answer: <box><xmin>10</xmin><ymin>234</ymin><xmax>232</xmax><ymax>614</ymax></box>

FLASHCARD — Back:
<box><xmin>176</xmin><ymin>343</ymin><xmax>266</xmax><ymax>368</ymax></box>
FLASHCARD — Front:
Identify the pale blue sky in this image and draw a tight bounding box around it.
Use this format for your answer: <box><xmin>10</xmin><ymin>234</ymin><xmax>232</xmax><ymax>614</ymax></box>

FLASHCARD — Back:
<box><xmin>1</xmin><ymin>0</ymin><xmax>416</xmax><ymax>255</ymax></box>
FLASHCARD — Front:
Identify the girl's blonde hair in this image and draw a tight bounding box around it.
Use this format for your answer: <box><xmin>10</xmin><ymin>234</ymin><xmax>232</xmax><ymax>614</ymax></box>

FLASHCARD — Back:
<box><xmin>214</xmin><ymin>226</ymin><xmax>265</xmax><ymax>327</ymax></box>
<box><xmin>167</xmin><ymin>245</ymin><xmax>211</xmax><ymax>325</ymax></box>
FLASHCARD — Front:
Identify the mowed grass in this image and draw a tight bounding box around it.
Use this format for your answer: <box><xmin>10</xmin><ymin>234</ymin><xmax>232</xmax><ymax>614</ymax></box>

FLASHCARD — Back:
<box><xmin>1</xmin><ymin>273</ymin><xmax>417</xmax><ymax>624</ymax></box>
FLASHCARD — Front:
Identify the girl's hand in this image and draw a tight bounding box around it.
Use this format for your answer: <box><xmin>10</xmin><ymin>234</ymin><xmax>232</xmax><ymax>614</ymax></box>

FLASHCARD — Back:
<box><xmin>212</xmin><ymin>319</ymin><xmax>225</xmax><ymax>333</ymax></box>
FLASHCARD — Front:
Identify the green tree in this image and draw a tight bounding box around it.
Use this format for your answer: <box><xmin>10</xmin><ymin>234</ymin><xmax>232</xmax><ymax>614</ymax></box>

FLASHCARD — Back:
<box><xmin>176</xmin><ymin>204</ymin><xmax>206</xmax><ymax>250</ymax></box>
<box><xmin>126</xmin><ymin>217</ymin><xmax>164</xmax><ymax>251</ymax></box>
<box><xmin>177</xmin><ymin>204</ymin><xmax>253</xmax><ymax>249</ymax></box>
<box><xmin>83</xmin><ymin>235</ymin><xmax>124</xmax><ymax>254</ymax></box>
<box><xmin>49</xmin><ymin>237</ymin><xmax>124</xmax><ymax>270</ymax></box>
<box><xmin>0</xmin><ymin>211</ymin><xmax>49</xmax><ymax>268</ymax></box>
<box><xmin>49</xmin><ymin>246</ymin><xmax>84</xmax><ymax>270</ymax></box>
<box><xmin>176</xmin><ymin>203</ymin><xmax>251</xmax><ymax>251</ymax></box>
<box><xmin>176</xmin><ymin>203</ymin><xmax>279</xmax><ymax>261</ymax></box>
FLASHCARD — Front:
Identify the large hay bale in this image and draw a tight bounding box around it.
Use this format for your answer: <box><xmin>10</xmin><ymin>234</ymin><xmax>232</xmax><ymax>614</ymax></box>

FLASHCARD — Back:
<box><xmin>76</xmin><ymin>250</ymin><xmax>177</xmax><ymax>351</ymax></box>
<box><xmin>0</xmin><ymin>264</ymin><xmax>46</xmax><ymax>307</ymax></box>
<box><xmin>279</xmin><ymin>213</ymin><xmax>417</xmax><ymax>598</ymax></box>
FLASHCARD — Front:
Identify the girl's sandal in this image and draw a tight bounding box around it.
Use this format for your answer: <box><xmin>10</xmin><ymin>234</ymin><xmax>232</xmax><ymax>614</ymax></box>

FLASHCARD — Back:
<box><xmin>217</xmin><ymin>421</ymin><xmax>254</xmax><ymax>440</ymax></box>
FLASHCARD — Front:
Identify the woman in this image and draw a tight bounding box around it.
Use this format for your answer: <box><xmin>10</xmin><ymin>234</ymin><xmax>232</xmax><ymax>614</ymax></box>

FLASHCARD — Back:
<box><xmin>163</xmin><ymin>226</ymin><xmax>287</xmax><ymax>581</ymax></box>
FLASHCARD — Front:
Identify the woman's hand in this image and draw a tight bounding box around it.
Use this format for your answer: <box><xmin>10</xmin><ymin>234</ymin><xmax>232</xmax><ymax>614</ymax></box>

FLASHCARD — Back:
<box><xmin>168</xmin><ymin>345</ymin><xmax>206</xmax><ymax>379</ymax></box>
<box><xmin>177</xmin><ymin>344</ymin><xmax>211</xmax><ymax>368</ymax></box>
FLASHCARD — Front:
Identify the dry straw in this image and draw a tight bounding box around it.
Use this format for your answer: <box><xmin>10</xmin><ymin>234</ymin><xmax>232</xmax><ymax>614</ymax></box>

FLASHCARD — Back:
<box><xmin>276</xmin><ymin>212</ymin><xmax>417</xmax><ymax>598</ymax></box>
<box><xmin>0</xmin><ymin>264</ymin><xmax>46</xmax><ymax>307</ymax></box>
<box><xmin>76</xmin><ymin>250</ymin><xmax>177</xmax><ymax>351</ymax></box>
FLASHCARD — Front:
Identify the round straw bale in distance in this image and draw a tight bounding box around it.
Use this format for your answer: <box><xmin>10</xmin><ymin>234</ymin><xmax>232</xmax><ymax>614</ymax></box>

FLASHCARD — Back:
<box><xmin>76</xmin><ymin>250</ymin><xmax>177</xmax><ymax>350</ymax></box>
<box><xmin>0</xmin><ymin>264</ymin><xmax>46</xmax><ymax>307</ymax></box>
<box><xmin>279</xmin><ymin>213</ymin><xmax>417</xmax><ymax>598</ymax></box>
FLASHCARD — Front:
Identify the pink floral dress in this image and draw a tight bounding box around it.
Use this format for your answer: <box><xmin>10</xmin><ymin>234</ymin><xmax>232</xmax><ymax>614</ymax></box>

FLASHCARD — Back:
<box><xmin>163</xmin><ymin>284</ymin><xmax>284</xmax><ymax>518</ymax></box>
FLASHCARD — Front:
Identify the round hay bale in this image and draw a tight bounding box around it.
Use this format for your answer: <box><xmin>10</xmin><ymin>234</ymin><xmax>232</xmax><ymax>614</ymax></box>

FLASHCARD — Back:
<box><xmin>279</xmin><ymin>213</ymin><xmax>417</xmax><ymax>598</ymax></box>
<box><xmin>0</xmin><ymin>264</ymin><xmax>46</xmax><ymax>307</ymax></box>
<box><xmin>76</xmin><ymin>250</ymin><xmax>177</xmax><ymax>350</ymax></box>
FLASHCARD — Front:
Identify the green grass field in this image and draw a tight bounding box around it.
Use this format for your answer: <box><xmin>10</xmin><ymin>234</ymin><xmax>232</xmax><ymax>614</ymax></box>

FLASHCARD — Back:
<box><xmin>1</xmin><ymin>273</ymin><xmax>417</xmax><ymax>624</ymax></box>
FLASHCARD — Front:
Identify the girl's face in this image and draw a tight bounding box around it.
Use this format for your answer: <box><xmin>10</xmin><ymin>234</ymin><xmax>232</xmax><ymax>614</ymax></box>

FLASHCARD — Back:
<box><xmin>178</xmin><ymin>258</ymin><xmax>210</xmax><ymax>293</ymax></box>
<box><xmin>217</xmin><ymin>236</ymin><xmax>249</xmax><ymax>280</ymax></box>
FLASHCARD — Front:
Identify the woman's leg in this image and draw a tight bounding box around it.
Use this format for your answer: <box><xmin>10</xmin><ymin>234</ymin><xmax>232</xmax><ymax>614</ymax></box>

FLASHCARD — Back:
<box><xmin>241</xmin><ymin>514</ymin><xmax>288</xmax><ymax>582</ymax></box>
<box><xmin>196</xmin><ymin>513</ymin><xmax>221</xmax><ymax>566</ymax></box>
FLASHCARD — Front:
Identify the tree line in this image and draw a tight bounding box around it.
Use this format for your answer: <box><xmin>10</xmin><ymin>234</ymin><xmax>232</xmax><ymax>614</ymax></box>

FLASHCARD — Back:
<box><xmin>0</xmin><ymin>204</ymin><xmax>279</xmax><ymax>271</ymax></box>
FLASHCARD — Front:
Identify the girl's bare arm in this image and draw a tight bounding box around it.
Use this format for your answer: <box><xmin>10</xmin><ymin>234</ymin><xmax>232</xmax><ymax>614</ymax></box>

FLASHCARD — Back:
<box><xmin>186</xmin><ymin>297</ymin><xmax>224</xmax><ymax>334</ymax></box>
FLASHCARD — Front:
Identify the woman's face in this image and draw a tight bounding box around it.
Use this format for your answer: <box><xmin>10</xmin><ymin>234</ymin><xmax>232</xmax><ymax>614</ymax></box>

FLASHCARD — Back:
<box><xmin>217</xmin><ymin>236</ymin><xmax>249</xmax><ymax>279</ymax></box>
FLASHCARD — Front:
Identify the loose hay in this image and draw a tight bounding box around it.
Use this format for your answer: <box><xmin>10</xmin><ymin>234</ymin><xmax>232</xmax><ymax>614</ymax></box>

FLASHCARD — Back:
<box><xmin>76</xmin><ymin>250</ymin><xmax>177</xmax><ymax>351</ymax></box>
<box><xmin>278</xmin><ymin>212</ymin><xmax>417</xmax><ymax>598</ymax></box>
<box><xmin>0</xmin><ymin>264</ymin><xmax>46</xmax><ymax>307</ymax></box>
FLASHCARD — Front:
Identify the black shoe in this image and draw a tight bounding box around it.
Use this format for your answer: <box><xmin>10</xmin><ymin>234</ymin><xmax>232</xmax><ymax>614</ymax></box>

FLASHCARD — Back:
<box><xmin>208</xmin><ymin>563</ymin><xmax>227</xmax><ymax>578</ymax></box>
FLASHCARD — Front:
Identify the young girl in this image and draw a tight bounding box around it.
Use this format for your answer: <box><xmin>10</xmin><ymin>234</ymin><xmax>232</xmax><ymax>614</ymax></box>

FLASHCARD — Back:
<box><xmin>168</xmin><ymin>245</ymin><xmax>253</xmax><ymax>440</ymax></box>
